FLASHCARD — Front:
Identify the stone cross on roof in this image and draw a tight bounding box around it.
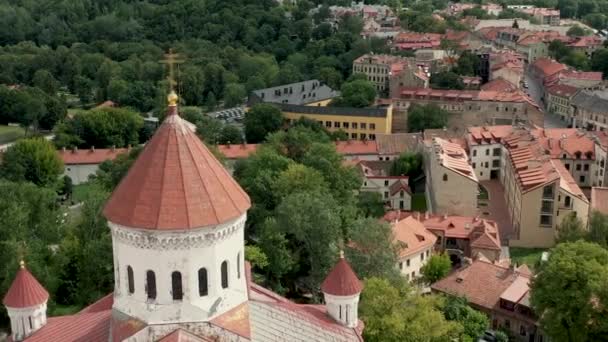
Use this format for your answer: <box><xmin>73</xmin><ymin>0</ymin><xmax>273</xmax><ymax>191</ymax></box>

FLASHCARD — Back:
<box><xmin>160</xmin><ymin>49</ymin><xmax>184</xmax><ymax>91</ymax></box>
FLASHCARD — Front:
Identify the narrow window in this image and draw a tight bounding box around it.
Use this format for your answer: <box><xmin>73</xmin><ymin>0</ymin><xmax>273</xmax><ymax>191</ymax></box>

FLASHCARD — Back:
<box><xmin>237</xmin><ymin>252</ymin><xmax>241</xmax><ymax>279</ymax></box>
<box><xmin>127</xmin><ymin>266</ymin><xmax>134</xmax><ymax>294</ymax></box>
<box><xmin>146</xmin><ymin>270</ymin><xmax>157</xmax><ymax>300</ymax></box>
<box><xmin>198</xmin><ymin>268</ymin><xmax>208</xmax><ymax>296</ymax></box>
<box><xmin>172</xmin><ymin>271</ymin><xmax>183</xmax><ymax>300</ymax></box>
<box><xmin>29</xmin><ymin>317</ymin><xmax>33</xmax><ymax>329</ymax></box>
<box><xmin>346</xmin><ymin>304</ymin><xmax>350</xmax><ymax>323</ymax></box>
<box><xmin>221</xmin><ymin>261</ymin><xmax>229</xmax><ymax>289</ymax></box>
<box><xmin>339</xmin><ymin>305</ymin><xmax>342</xmax><ymax>319</ymax></box>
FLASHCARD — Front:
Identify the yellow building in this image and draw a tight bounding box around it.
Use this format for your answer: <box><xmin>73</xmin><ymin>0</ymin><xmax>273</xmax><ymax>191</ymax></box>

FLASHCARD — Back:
<box><xmin>280</xmin><ymin>104</ymin><xmax>393</xmax><ymax>140</ymax></box>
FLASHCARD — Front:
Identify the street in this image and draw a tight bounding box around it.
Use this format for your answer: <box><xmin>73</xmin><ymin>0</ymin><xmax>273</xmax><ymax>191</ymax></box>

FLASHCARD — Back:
<box><xmin>524</xmin><ymin>71</ymin><xmax>568</xmax><ymax>129</ymax></box>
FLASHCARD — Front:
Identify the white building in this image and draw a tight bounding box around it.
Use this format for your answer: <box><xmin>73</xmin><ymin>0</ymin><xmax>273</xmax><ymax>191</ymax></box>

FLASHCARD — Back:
<box><xmin>2</xmin><ymin>91</ymin><xmax>365</xmax><ymax>342</ymax></box>
<box><xmin>356</xmin><ymin>160</ymin><xmax>412</xmax><ymax>210</ymax></box>
<box><xmin>391</xmin><ymin>216</ymin><xmax>437</xmax><ymax>282</ymax></box>
<box><xmin>58</xmin><ymin>147</ymin><xmax>128</xmax><ymax>184</ymax></box>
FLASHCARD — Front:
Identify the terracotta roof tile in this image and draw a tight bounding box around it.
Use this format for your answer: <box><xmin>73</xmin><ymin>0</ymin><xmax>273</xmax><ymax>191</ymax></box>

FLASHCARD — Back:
<box><xmin>321</xmin><ymin>256</ymin><xmax>363</xmax><ymax>296</ymax></box>
<box><xmin>25</xmin><ymin>310</ymin><xmax>111</xmax><ymax>342</ymax></box>
<box><xmin>157</xmin><ymin>329</ymin><xmax>213</xmax><ymax>342</ymax></box>
<box><xmin>551</xmin><ymin>159</ymin><xmax>588</xmax><ymax>201</ymax></box>
<box><xmin>480</xmin><ymin>78</ymin><xmax>517</xmax><ymax>92</ymax></box>
<box><xmin>217</xmin><ymin>144</ymin><xmax>258</xmax><ymax>159</ymax></box>
<box><xmin>58</xmin><ymin>148</ymin><xmax>128</xmax><ymax>165</ymax></box>
<box><xmin>334</xmin><ymin>140</ymin><xmax>378</xmax><ymax>155</ymax></box>
<box><xmin>391</xmin><ymin>216</ymin><xmax>437</xmax><ymax>258</ymax></box>
<box><xmin>531</xmin><ymin>58</ymin><xmax>567</xmax><ymax>78</ymax></box>
<box><xmin>103</xmin><ymin>105</ymin><xmax>251</xmax><ymax>230</ymax></box>
<box><xmin>2</xmin><ymin>264</ymin><xmax>49</xmax><ymax>308</ymax></box>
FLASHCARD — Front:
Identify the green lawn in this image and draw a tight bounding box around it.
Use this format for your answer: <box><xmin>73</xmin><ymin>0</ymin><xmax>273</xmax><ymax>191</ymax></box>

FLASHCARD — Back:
<box><xmin>0</xmin><ymin>125</ymin><xmax>25</xmax><ymax>144</ymax></box>
<box><xmin>72</xmin><ymin>183</ymin><xmax>97</xmax><ymax>204</ymax></box>
<box><xmin>411</xmin><ymin>193</ymin><xmax>427</xmax><ymax>212</ymax></box>
<box><xmin>510</xmin><ymin>247</ymin><xmax>547</xmax><ymax>269</ymax></box>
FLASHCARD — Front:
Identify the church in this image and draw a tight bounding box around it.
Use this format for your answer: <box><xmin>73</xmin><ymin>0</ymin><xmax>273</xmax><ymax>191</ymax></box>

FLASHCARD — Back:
<box><xmin>2</xmin><ymin>91</ymin><xmax>365</xmax><ymax>341</ymax></box>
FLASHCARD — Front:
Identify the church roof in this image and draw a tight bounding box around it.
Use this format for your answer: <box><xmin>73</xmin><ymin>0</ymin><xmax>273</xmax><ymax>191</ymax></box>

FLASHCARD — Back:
<box><xmin>103</xmin><ymin>101</ymin><xmax>251</xmax><ymax>230</ymax></box>
<box><xmin>3</xmin><ymin>263</ymin><xmax>49</xmax><ymax>308</ymax></box>
<box><xmin>321</xmin><ymin>254</ymin><xmax>363</xmax><ymax>296</ymax></box>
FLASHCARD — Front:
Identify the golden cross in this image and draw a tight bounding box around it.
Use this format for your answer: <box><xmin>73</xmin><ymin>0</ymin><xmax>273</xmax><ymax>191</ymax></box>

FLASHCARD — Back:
<box><xmin>160</xmin><ymin>49</ymin><xmax>185</xmax><ymax>91</ymax></box>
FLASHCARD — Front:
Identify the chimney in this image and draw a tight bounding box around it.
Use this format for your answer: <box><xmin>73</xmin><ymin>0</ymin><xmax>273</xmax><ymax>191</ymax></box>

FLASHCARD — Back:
<box><xmin>111</xmin><ymin>145</ymin><xmax>115</xmax><ymax>152</ymax></box>
<box><xmin>90</xmin><ymin>146</ymin><xmax>95</xmax><ymax>152</ymax></box>
<box><xmin>241</xmin><ymin>142</ymin><xmax>246</xmax><ymax>149</ymax></box>
<box><xmin>71</xmin><ymin>146</ymin><xmax>77</xmax><ymax>153</ymax></box>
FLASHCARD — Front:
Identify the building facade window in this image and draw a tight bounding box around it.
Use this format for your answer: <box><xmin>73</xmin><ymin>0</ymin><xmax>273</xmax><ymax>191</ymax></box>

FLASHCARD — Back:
<box><xmin>361</xmin><ymin>123</ymin><xmax>367</xmax><ymax>129</ymax></box>
<box><xmin>443</xmin><ymin>174</ymin><xmax>448</xmax><ymax>181</ymax></box>
<box><xmin>237</xmin><ymin>252</ymin><xmax>241</xmax><ymax>279</ymax></box>
<box><xmin>198</xmin><ymin>268</ymin><xmax>208</xmax><ymax>296</ymax></box>
<box><xmin>127</xmin><ymin>266</ymin><xmax>134</xmax><ymax>294</ymax></box>
<box><xmin>221</xmin><ymin>261</ymin><xmax>229</xmax><ymax>289</ymax></box>
<box><xmin>172</xmin><ymin>271</ymin><xmax>183</xmax><ymax>300</ymax></box>
<box><xmin>370</xmin><ymin>123</ymin><xmax>376</xmax><ymax>130</ymax></box>
<box><xmin>146</xmin><ymin>270</ymin><xmax>157</xmax><ymax>300</ymax></box>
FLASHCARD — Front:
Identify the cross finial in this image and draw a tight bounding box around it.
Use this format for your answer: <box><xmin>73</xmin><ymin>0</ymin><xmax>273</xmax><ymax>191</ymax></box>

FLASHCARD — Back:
<box><xmin>160</xmin><ymin>49</ymin><xmax>185</xmax><ymax>92</ymax></box>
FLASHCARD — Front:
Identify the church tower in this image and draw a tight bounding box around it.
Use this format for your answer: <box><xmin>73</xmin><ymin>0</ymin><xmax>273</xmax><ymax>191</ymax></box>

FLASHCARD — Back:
<box><xmin>3</xmin><ymin>261</ymin><xmax>49</xmax><ymax>341</ymax></box>
<box><xmin>321</xmin><ymin>252</ymin><xmax>363</xmax><ymax>328</ymax></box>
<box><xmin>103</xmin><ymin>90</ymin><xmax>251</xmax><ymax>324</ymax></box>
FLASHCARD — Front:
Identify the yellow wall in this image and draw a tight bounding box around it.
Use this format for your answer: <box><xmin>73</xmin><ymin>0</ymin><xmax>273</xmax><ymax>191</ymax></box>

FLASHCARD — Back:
<box><xmin>283</xmin><ymin>106</ymin><xmax>393</xmax><ymax>139</ymax></box>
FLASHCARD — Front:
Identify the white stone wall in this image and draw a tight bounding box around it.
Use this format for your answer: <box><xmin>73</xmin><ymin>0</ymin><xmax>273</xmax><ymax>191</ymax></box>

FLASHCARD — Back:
<box><xmin>110</xmin><ymin>214</ymin><xmax>248</xmax><ymax>324</ymax></box>
<box><xmin>397</xmin><ymin>247</ymin><xmax>432</xmax><ymax>281</ymax></box>
<box><xmin>323</xmin><ymin>293</ymin><xmax>360</xmax><ymax>328</ymax></box>
<box><xmin>469</xmin><ymin>144</ymin><xmax>504</xmax><ymax>181</ymax></box>
<box><xmin>6</xmin><ymin>302</ymin><xmax>47</xmax><ymax>341</ymax></box>
<box><xmin>63</xmin><ymin>164</ymin><xmax>99</xmax><ymax>185</ymax></box>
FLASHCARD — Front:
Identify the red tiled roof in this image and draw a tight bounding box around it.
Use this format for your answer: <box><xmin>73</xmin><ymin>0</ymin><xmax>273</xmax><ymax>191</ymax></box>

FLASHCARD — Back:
<box><xmin>157</xmin><ymin>329</ymin><xmax>213</xmax><ymax>342</ymax></box>
<box><xmin>480</xmin><ymin>78</ymin><xmax>517</xmax><ymax>92</ymax></box>
<box><xmin>551</xmin><ymin>159</ymin><xmax>587</xmax><ymax>201</ymax></box>
<box><xmin>321</xmin><ymin>255</ymin><xmax>363</xmax><ymax>296</ymax></box>
<box><xmin>103</xmin><ymin>104</ymin><xmax>251</xmax><ymax>230</ymax></box>
<box><xmin>78</xmin><ymin>293</ymin><xmax>113</xmax><ymax>314</ymax></box>
<box><xmin>26</xmin><ymin>310</ymin><xmax>111</xmax><ymax>342</ymax></box>
<box><xmin>3</xmin><ymin>264</ymin><xmax>49</xmax><ymax>308</ymax></box>
<box><xmin>218</xmin><ymin>144</ymin><xmax>259</xmax><ymax>159</ymax></box>
<box><xmin>389</xmin><ymin>179</ymin><xmax>412</xmax><ymax>196</ymax></box>
<box><xmin>391</xmin><ymin>216</ymin><xmax>437</xmax><ymax>258</ymax></box>
<box><xmin>431</xmin><ymin>260</ymin><xmax>529</xmax><ymax>310</ymax></box>
<box><xmin>531</xmin><ymin>58</ymin><xmax>567</xmax><ymax>78</ymax></box>
<box><xmin>210</xmin><ymin>302</ymin><xmax>251</xmax><ymax>339</ymax></box>
<box><xmin>58</xmin><ymin>148</ymin><xmax>128</xmax><ymax>165</ymax></box>
<box><xmin>545</xmin><ymin>84</ymin><xmax>578</xmax><ymax>98</ymax></box>
<box><xmin>335</xmin><ymin>140</ymin><xmax>378</xmax><ymax>155</ymax></box>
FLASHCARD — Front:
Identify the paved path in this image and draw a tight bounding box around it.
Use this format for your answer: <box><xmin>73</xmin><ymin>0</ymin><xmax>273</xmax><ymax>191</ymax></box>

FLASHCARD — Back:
<box><xmin>480</xmin><ymin>180</ymin><xmax>514</xmax><ymax>246</ymax></box>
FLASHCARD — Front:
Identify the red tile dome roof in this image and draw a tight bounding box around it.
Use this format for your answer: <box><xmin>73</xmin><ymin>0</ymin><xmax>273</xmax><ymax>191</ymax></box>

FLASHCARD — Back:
<box><xmin>103</xmin><ymin>104</ymin><xmax>251</xmax><ymax>230</ymax></box>
<box><xmin>3</xmin><ymin>262</ymin><xmax>49</xmax><ymax>308</ymax></box>
<box><xmin>321</xmin><ymin>253</ymin><xmax>363</xmax><ymax>296</ymax></box>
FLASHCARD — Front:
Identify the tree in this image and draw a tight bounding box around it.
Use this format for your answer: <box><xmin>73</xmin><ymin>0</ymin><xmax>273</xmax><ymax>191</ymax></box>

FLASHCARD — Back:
<box><xmin>53</xmin><ymin>107</ymin><xmax>143</xmax><ymax>149</ymax></box>
<box><xmin>591</xmin><ymin>48</ymin><xmax>608</xmax><ymax>77</ymax></box>
<box><xmin>218</xmin><ymin>124</ymin><xmax>244</xmax><ymax>144</ymax></box>
<box><xmin>275</xmin><ymin>191</ymin><xmax>343</xmax><ymax>294</ymax></box>
<box><xmin>429</xmin><ymin>71</ymin><xmax>464</xmax><ymax>90</ymax></box>
<box><xmin>360</xmin><ymin>277</ymin><xmax>463</xmax><ymax>342</ymax></box>
<box><xmin>512</xmin><ymin>19</ymin><xmax>520</xmax><ymax>28</ymax></box>
<box><xmin>530</xmin><ymin>241</ymin><xmax>608</xmax><ymax>341</ymax></box>
<box><xmin>567</xmin><ymin>25</ymin><xmax>589</xmax><ymax>37</ymax></box>
<box><xmin>60</xmin><ymin>175</ymin><xmax>73</xmax><ymax>200</ymax></box>
<box><xmin>588</xmin><ymin>211</ymin><xmax>608</xmax><ymax>248</ymax></box>
<box><xmin>556</xmin><ymin>212</ymin><xmax>587</xmax><ymax>243</ymax></box>
<box><xmin>549</xmin><ymin>40</ymin><xmax>571</xmax><ymax>61</ymax></box>
<box><xmin>407</xmin><ymin>104</ymin><xmax>449</xmax><ymax>132</ymax></box>
<box><xmin>346</xmin><ymin>218</ymin><xmax>400</xmax><ymax>281</ymax></box>
<box><xmin>390</xmin><ymin>152</ymin><xmax>423</xmax><ymax>177</ymax></box>
<box><xmin>333</xmin><ymin>79</ymin><xmax>376</xmax><ymax>107</ymax></box>
<box><xmin>442</xmin><ymin>296</ymin><xmax>490</xmax><ymax>341</ymax></box>
<box><xmin>244</xmin><ymin>103</ymin><xmax>284</xmax><ymax>143</ymax></box>
<box><xmin>90</xmin><ymin>147</ymin><xmax>142</xmax><ymax>191</ymax></box>
<box><xmin>195</xmin><ymin>115</ymin><xmax>224</xmax><ymax>145</ymax></box>
<box><xmin>273</xmin><ymin>163</ymin><xmax>327</xmax><ymax>200</ymax></box>
<box><xmin>357</xmin><ymin>191</ymin><xmax>385</xmax><ymax>218</ymax></box>
<box><xmin>223</xmin><ymin>83</ymin><xmax>246</xmax><ymax>107</ymax></box>
<box><xmin>33</xmin><ymin>70</ymin><xmax>59</xmax><ymax>95</ymax></box>
<box><xmin>421</xmin><ymin>253</ymin><xmax>452</xmax><ymax>284</ymax></box>
<box><xmin>453</xmin><ymin>51</ymin><xmax>480</xmax><ymax>76</ymax></box>
<box><xmin>0</xmin><ymin>138</ymin><xmax>63</xmax><ymax>187</ymax></box>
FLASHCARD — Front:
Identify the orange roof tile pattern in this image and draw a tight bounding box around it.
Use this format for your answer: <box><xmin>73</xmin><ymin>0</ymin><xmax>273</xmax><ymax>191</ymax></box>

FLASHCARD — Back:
<box><xmin>217</xmin><ymin>144</ymin><xmax>259</xmax><ymax>159</ymax></box>
<box><xmin>391</xmin><ymin>216</ymin><xmax>437</xmax><ymax>258</ymax></box>
<box><xmin>321</xmin><ymin>255</ymin><xmax>363</xmax><ymax>296</ymax></box>
<box><xmin>545</xmin><ymin>84</ymin><xmax>578</xmax><ymax>98</ymax></box>
<box><xmin>58</xmin><ymin>147</ymin><xmax>128</xmax><ymax>165</ymax></box>
<box><xmin>103</xmin><ymin>105</ymin><xmax>251</xmax><ymax>230</ymax></box>
<box><xmin>335</xmin><ymin>140</ymin><xmax>378</xmax><ymax>155</ymax></box>
<box><xmin>434</xmin><ymin>138</ymin><xmax>478</xmax><ymax>181</ymax></box>
<box><xmin>467</xmin><ymin>125</ymin><xmax>514</xmax><ymax>146</ymax></box>
<box><xmin>2</xmin><ymin>264</ymin><xmax>49</xmax><ymax>308</ymax></box>
<box><xmin>531</xmin><ymin>58</ymin><xmax>567</xmax><ymax>78</ymax></box>
<box><xmin>532</xmin><ymin>128</ymin><xmax>594</xmax><ymax>159</ymax></box>
<box><xmin>551</xmin><ymin>159</ymin><xmax>588</xmax><ymax>201</ymax></box>
<box><xmin>431</xmin><ymin>260</ymin><xmax>531</xmax><ymax>311</ymax></box>
<box><xmin>480</xmin><ymin>78</ymin><xmax>517</xmax><ymax>92</ymax></box>
<box><xmin>591</xmin><ymin>187</ymin><xmax>608</xmax><ymax>215</ymax></box>
<box><xmin>397</xmin><ymin>87</ymin><xmax>537</xmax><ymax>105</ymax></box>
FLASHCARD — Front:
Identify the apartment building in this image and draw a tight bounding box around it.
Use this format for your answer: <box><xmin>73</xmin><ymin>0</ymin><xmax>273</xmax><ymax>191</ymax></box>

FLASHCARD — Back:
<box><xmin>248</xmin><ymin>79</ymin><xmax>339</xmax><ymax>106</ymax></box>
<box><xmin>545</xmin><ymin>84</ymin><xmax>578</xmax><ymax>123</ymax></box>
<box><xmin>355</xmin><ymin>160</ymin><xmax>412</xmax><ymax>210</ymax></box>
<box><xmin>281</xmin><ymin>104</ymin><xmax>393</xmax><ymax>140</ymax></box>
<box><xmin>390</xmin><ymin>216</ymin><xmax>436</xmax><ymax>281</ymax></box>
<box><xmin>520</xmin><ymin>8</ymin><xmax>560</xmax><ymax>26</ymax></box>
<box><xmin>352</xmin><ymin>54</ymin><xmax>407</xmax><ymax>94</ymax></box>
<box><xmin>393</xmin><ymin>88</ymin><xmax>543</xmax><ymax>133</ymax></box>
<box><xmin>425</xmin><ymin>138</ymin><xmax>479</xmax><ymax>216</ymax></box>
<box><xmin>571</xmin><ymin>90</ymin><xmax>608</xmax><ymax>131</ymax></box>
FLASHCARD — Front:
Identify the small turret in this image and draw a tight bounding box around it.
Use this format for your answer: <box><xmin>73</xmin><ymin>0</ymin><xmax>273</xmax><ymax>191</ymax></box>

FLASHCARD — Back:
<box><xmin>321</xmin><ymin>251</ymin><xmax>363</xmax><ymax>328</ymax></box>
<box><xmin>3</xmin><ymin>261</ymin><xmax>49</xmax><ymax>341</ymax></box>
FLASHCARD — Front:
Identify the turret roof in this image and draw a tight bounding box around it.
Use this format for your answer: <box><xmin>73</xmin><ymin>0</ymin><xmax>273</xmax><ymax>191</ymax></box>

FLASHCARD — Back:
<box><xmin>3</xmin><ymin>262</ymin><xmax>49</xmax><ymax>308</ymax></box>
<box><xmin>321</xmin><ymin>253</ymin><xmax>363</xmax><ymax>296</ymax></box>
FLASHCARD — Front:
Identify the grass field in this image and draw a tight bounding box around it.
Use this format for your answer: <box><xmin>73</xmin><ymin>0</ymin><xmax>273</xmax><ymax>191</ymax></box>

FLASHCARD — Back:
<box><xmin>411</xmin><ymin>193</ymin><xmax>427</xmax><ymax>212</ymax></box>
<box><xmin>72</xmin><ymin>182</ymin><xmax>97</xmax><ymax>203</ymax></box>
<box><xmin>510</xmin><ymin>247</ymin><xmax>547</xmax><ymax>269</ymax></box>
<box><xmin>0</xmin><ymin>125</ymin><xmax>25</xmax><ymax>144</ymax></box>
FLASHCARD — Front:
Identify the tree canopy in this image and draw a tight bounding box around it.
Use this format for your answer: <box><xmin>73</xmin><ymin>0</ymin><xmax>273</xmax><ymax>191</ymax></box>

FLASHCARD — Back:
<box><xmin>244</xmin><ymin>103</ymin><xmax>284</xmax><ymax>143</ymax></box>
<box><xmin>0</xmin><ymin>137</ymin><xmax>63</xmax><ymax>187</ymax></box>
<box><xmin>407</xmin><ymin>104</ymin><xmax>449</xmax><ymax>132</ymax></box>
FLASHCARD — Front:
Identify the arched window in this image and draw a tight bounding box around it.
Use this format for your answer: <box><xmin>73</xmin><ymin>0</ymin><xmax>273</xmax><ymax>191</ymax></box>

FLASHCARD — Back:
<box><xmin>221</xmin><ymin>261</ymin><xmax>229</xmax><ymax>289</ymax></box>
<box><xmin>198</xmin><ymin>268</ymin><xmax>208</xmax><ymax>297</ymax></box>
<box><xmin>172</xmin><ymin>271</ymin><xmax>183</xmax><ymax>300</ymax></box>
<box><xmin>127</xmin><ymin>266</ymin><xmax>134</xmax><ymax>294</ymax></box>
<box><xmin>237</xmin><ymin>252</ymin><xmax>241</xmax><ymax>279</ymax></box>
<box><xmin>146</xmin><ymin>270</ymin><xmax>156</xmax><ymax>300</ymax></box>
